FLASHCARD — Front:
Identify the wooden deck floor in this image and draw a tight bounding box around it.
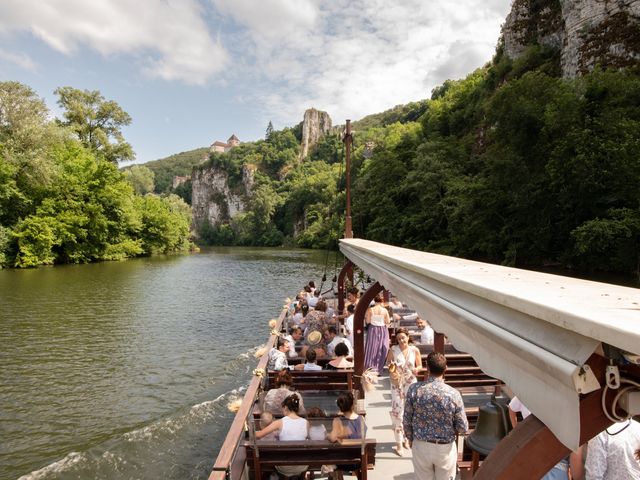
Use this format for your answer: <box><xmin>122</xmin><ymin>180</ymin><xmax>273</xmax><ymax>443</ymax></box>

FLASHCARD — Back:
<box><xmin>340</xmin><ymin>374</ymin><xmax>479</xmax><ymax>480</ymax></box>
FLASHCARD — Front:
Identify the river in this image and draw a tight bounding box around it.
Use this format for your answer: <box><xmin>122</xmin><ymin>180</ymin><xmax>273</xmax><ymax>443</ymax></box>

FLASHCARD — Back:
<box><xmin>0</xmin><ymin>247</ymin><xmax>331</xmax><ymax>480</ymax></box>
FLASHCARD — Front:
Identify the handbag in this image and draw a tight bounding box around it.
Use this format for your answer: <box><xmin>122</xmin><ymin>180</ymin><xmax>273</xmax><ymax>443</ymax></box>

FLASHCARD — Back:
<box><xmin>388</xmin><ymin>362</ymin><xmax>401</xmax><ymax>385</ymax></box>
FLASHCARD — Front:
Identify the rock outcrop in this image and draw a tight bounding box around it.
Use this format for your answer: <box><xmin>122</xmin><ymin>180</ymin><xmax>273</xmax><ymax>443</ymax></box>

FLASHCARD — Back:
<box><xmin>191</xmin><ymin>164</ymin><xmax>255</xmax><ymax>236</ymax></box>
<box><xmin>300</xmin><ymin>108</ymin><xmax>332</xmax><ymax>159</ymax></box>
<box><xmin>503</xmin><ymin>0</ymin><xmax>640</xmax><ymax>77</ymax></box>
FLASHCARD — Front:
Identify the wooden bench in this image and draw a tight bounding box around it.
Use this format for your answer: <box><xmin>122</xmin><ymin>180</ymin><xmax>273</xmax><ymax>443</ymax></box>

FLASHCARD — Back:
<box><xmin>266</xmin><ymin>369</ymin><xmax>354</xmax><ymax>391</ymax></box>
<box><xmin>245</xmin><ymin>438</ymin><xmax>377</xmax><ymax>480</ymax></box>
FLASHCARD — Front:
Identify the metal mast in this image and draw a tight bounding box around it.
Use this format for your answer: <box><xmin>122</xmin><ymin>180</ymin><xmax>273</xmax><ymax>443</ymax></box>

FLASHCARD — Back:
<box><xmin>343</xmin><ymin>119</ymin><xmax>353</xmax><ymax>239</ymax></box>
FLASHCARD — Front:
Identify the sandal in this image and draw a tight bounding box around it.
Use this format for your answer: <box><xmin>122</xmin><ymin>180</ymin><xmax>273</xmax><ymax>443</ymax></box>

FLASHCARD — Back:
<box><xmin>391</xmin><ymin>445</ymin><xmax>404</xmax><ymax>457</ymax></box>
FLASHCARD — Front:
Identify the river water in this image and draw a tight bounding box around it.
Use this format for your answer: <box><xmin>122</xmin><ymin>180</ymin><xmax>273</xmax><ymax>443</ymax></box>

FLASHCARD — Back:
<box><xmin>0</xmin><ymin>247</ymin><xmax>331</xmax><ymax>480</ymax></box>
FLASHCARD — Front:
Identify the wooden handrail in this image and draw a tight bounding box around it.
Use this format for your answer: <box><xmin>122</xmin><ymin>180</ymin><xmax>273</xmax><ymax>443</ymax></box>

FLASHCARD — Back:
<box><xmin>208</xmin><ymin>304</ymin><xmax>290</xmax><ymax>480</ymax></box>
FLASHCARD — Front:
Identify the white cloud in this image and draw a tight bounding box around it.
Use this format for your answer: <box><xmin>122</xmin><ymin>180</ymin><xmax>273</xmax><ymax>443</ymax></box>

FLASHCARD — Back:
<box><xmin>0</xmin><ymin>0</ymin><xmax>228</xmax><ymax>85</ymax></box>
<box><xmin>0</xmin><ymin>47</ymin><xmax>37</xmax><ymax>71</ymax></box>
<box><xmin>213</xmin><ymin>0</ymin><xmax>512</xmax><ymax>125</ymax></box>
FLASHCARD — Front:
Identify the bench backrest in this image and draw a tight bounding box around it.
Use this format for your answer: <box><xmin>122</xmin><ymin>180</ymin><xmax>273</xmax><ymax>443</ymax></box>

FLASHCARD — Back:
<box><xmin>245</xmin><ymin>439</ymin><xmax>377</xmax><ymax>479</ymax></box>
<box><xmin>266</xmin><ymin>369</ymin><xmax>354</xmax><ymax>391</ymax></box>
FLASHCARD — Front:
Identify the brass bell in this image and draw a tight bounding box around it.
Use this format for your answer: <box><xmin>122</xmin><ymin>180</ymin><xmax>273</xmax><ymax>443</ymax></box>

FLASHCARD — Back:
<box><xmin>466</xmin><ymin>396</ymin><xmax>511</xmax><ymax>456</ymax></box>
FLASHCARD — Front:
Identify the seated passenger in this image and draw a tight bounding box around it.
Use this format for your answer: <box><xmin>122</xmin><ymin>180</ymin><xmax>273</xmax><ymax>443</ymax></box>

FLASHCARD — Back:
<box><xmin>283</xmin><ymin>327</ymin><xmax>304</xmax><ymax>358</ymax></box>
<box><xmin>415</xmin><ymin>317</ymin><xmax>434</xmax><ymax>345</ymax></box>
<box><xmin>256</xmin><ymin>394</ymin><xmax>309</xmax><ymax>478</ymax></box>
<box><xmin>267</xmin><ymin>337</ymin><xmax>291</xmax><ymax>371</ymax></box>
<box><xmin>294</xmin><ymin>348</ymin><xmax>322</xmax><ymax>371</ymax></box>
<box><xmin>306</xmin><ymin>406</ymin><xmax>328</xmax><ymax>440</ymax></box>
<box><xmin>263</xmin><ymin>370</ymin><xmax>305</xmax><ymax>415</ymax></box>
<box><xmin>328</xmin><ymin>391</ymin><xmax>367</xmax><ymax>478</ymax></box>
<box><xmin>302</xmin><ymin>299</ymin><xmax>336</xmax><ymax>355</ymax></box>
<box><xmin>388</xmin><ymin>295</ymin><xmax>403</xmax><ymax>309</ymax></box>
<box><xmin>259</xmin><ymin>412</ymin><xmax>279</xmax><ymax>441</ymax></box>
<box><xmin>324</xmin><ymin>342</ymin><xmax>354</xmax><ymax>370</ymax></box>
<box><xmin>326</xmin><ymin>326</ymin><xmax>353</xmax><ymax>357</ymax></box>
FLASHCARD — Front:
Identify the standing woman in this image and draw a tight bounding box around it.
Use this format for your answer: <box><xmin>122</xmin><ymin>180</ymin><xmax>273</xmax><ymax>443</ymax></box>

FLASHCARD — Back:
<box><xmin>386</xmin><ymin>327</ymin><xmax>422</xmax><ymax>456</ymax></box>
<box><xmin>363</xmin><ymin>294</ymin><xmax>390</xmax><ymax>374</ymax></box>
<box><xmin>256</xmin><ymin>394</ymin><xmax>309</xmax><ymax>478</ymax></box>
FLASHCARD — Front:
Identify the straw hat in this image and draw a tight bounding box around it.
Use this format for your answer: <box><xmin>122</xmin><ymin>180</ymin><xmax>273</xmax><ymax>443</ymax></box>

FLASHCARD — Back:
<box><xmin>307</xmin><ymin>330</ymin><xmax>323</xmax><ymax>346</ymax></box>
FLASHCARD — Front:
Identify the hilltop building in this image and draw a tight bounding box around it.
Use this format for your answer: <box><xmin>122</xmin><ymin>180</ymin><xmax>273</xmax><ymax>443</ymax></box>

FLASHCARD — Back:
<box><xmin>210</xmin><ymin>134</ymin><xmax>240</xmax><ymax>153</ymax></box>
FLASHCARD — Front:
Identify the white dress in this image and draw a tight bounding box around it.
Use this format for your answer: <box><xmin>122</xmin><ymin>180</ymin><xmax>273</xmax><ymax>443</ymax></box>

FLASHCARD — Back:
<box><xmin>389</xmin><ymin>345</ymin><xmax>418</xmax><ymax>444</ymax></box>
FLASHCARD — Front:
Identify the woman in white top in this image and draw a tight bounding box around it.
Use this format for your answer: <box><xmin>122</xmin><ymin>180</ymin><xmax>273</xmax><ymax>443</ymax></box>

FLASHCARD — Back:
<box><xmin>256</xmin><ymin>394</ymin><xmax>309</xmax><ymax>477</ymax></box>
<box><xmin>386</xmin><ymin>327</ymin><xmax>422</xmax><ymax>456</ymax></box>
<box><xmin>363</xmin><ymin>293</ymin><xmax>390</xmax><ymax>374</ymax></box>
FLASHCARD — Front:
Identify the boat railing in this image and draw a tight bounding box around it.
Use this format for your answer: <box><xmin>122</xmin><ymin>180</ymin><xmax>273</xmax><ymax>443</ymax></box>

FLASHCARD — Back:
<box><xmin>208</xmin><ymin>303</ymin><xmax>290</xmax><ymax>480</ymax></box>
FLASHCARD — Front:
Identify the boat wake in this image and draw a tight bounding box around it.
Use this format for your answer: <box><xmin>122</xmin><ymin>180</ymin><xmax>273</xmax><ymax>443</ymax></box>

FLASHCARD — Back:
<box><xmin>19</xmin><ymin>388</ymin><xmax>247</xmax><ymax>480</ymax></box>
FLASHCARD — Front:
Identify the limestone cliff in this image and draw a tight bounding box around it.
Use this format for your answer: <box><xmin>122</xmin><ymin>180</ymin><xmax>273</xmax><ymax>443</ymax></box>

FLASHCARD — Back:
<box><xmin>300</xmin><ymin>108</ymin><xmax>332</xmax><ymax>159</ymax></box>
<box><xmin>191</xmin><ymin>164</ymin><xmax>255</xmax><ymax>236</ymax></box>
<box><xmin>503</xmin><ymin>0</ymin><xmax>640</xmax><ymax>77</ymax></box>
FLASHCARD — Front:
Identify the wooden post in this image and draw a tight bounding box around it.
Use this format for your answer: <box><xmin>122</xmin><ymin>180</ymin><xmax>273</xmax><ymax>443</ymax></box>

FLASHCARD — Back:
<box><xmin>434</xmin><ymin>332</ymin><xmax>445</xmax><ymax>354</ymax></box>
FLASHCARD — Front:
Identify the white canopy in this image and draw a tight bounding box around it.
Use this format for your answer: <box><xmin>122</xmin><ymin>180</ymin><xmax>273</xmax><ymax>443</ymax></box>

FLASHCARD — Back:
<box><xmin>340</xmin><ymin>238</ymin><xmax>640</xmax><ymax>449</ymax></box>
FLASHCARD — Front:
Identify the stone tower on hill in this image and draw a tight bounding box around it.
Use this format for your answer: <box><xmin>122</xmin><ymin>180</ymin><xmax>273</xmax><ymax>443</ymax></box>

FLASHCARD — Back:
<box><xmin>210</xmin><ymin>134</ymin><xmax>240</xmax><ymax>153</ymax></box>
<box><xmin>300</xmin><ymin>108</ymin><xmax>332</xmax><ymax>159</ymax></box>
<box><xmin>502</xmin><ymin>0</ymin><xmax>640</xmax><ymax>77</ymax></box>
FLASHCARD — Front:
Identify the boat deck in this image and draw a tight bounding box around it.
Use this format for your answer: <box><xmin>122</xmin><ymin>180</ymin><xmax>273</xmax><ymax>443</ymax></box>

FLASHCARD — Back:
<box><xmin>351</xmin><ymin>373</ymin><xmax>486</xmax><ymax>480</ymax></box>
<box><xmin>360</xmin><ymin>374</ymin><xmax>416</xmax><ymax>480</ymax></box>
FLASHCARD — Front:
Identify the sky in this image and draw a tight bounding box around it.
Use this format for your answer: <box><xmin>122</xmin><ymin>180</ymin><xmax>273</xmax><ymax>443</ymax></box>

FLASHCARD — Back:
<box><xmin>0</xmin><ymin>0</ymin><xmax>513</xmax><ymax>166</ymax></box>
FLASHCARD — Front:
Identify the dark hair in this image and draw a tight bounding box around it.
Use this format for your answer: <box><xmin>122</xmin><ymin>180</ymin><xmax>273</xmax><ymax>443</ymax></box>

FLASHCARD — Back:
<box><xmin>309</xmin><ymin>281</ymin><xmax>315</xmax><ymax>288</ymax></box>
<box><xmin>346</xmin><ymin>304</ymin><xmax>355</xmax><ymax>313</ymax></box>
<box><xmin>304</xmin><ymin>285</ymin><xmax>311</xmax><ymax>293</ymax></box>
<box><xmin>315</xmin><ymin>299</ymin><xmax>327</xmax><ymax>312</ymax></box>
<box><xmin>291</xmin><ymin>326</ymin><xmax>302</xmax><ymax>335</ymax></box>
<box><xmin>427</xmin><ymin>352</ymin><xmax>447</xmax><ymax>376</ymax></box>
<box><xmin>282</xmin><ymin>393</ymin><xmax>301</xmax><ymax>413</ymax></box>
<box><xmin>306</xmin><ymin>348</ymin><xmax>317</xmax><ymax>363</ymax></box>
<box><xmin>277</xmin><ymin>337</ymin><xmax>290</xmax><ymax>350</ymax></box>
<box><xmin>328</xmin><ymin>326</ymin><xmax>337</xmax><ymax>335</ymax></box>
<box><xmin>301</xmin><ymin>304</ymin><xmax>309</xmax><ymax>316</ymax></box>
<box><xmin>395</xmin><ymin>327</ymin><xmax>413</xmax><ymax>344</ymax></box>
<box><xmin>334</xmin><ymin>342</ymin><xmax>349</xmax><ymax>357</ymax></box>
<box><xmin>347</xmin><ymin>287</ymin><xmax>359</xmax><ymax>296</ymax></box>
<box><xmin>306</xmin><ymin>406</ymin><xmax>326</xmax><ymax>418</ymax></box>
<box><xmin>275</xmin><ymin>369</ymin><xmax>293</xmax><ymax>387</ymax></box>
<box><xmin>374</xmin><ymin>293</ymin><xmax>384</xmax><ymax>303</ymax></box>
<box><xmin>336</xmin><ymin>391</ymin><xmax>354</xmax><ymax>413</ymax></box>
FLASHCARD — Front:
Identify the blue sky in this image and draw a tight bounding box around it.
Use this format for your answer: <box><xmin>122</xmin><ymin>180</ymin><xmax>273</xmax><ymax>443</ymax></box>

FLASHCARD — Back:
<box><xmin>0</xmin><ymin>0</ymin><xmax>512</xmax><ymax>166</ymax></box>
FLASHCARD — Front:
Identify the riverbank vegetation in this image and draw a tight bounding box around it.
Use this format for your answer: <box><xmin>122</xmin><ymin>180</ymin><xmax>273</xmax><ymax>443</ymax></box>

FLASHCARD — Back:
<box><xmin>195</xmin><ymin>44</ymin><xmax>640</xmax><ymax>276</ymax></box>
<box><xmin>0</xmin><ymin>82</ymin><xmax>192</xmax><ymax>268</ymax></box>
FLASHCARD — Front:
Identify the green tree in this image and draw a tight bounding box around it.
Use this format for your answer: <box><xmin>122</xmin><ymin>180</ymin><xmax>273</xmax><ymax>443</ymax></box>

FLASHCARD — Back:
<box><xmin>55</xmin><ymin>86</ymin><xmax>134</xmax><ymax>163</ymax></box>
<box><xmin>123</xmin><ymin>164</ymin><xmax>155</xmax><ymax>195</ymax></box>
<box><xmin>0</xmin><ymin>81</ymin><xmax>63</xmax><ymax>224</ymax></box>
<box><xmin>135</xmin><ymin>194</ymin><xmax>192</xmax><ymax>254</ymax></box>
<box><xmin>266</xmin><ymin>120</ymin><xmax>274</xmax><ymax>140</ymax></box>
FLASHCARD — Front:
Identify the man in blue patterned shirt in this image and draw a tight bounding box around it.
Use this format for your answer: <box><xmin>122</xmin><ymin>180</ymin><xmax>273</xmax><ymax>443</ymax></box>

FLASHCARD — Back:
<box><xmin>403</xmin><ymin>352</ymin><xmax>468</xmax><ymax>480</ymax></box>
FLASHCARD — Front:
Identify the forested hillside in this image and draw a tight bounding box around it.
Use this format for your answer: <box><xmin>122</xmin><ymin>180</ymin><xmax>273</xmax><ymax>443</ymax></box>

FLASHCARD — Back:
<box><xmin>0</xmin><ymin>82</ymin><xmax>193</xmax><ymax>268</ymax></box>
<box><xmin>194</xmin><ymin>44</ymin><xmax>640</xmax><ymax>275</ymax></box>
<box><xmin>126</xmin><ymin>147</ymin><xmax>208</xmax><ymax>194</ymax></box>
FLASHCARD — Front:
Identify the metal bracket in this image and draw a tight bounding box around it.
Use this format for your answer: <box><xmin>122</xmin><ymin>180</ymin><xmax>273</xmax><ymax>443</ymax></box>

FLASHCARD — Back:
<box><xmin>572</xmin><ymin>364</ymin><xmax>600</xmax><ymax>394</ymax></box>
